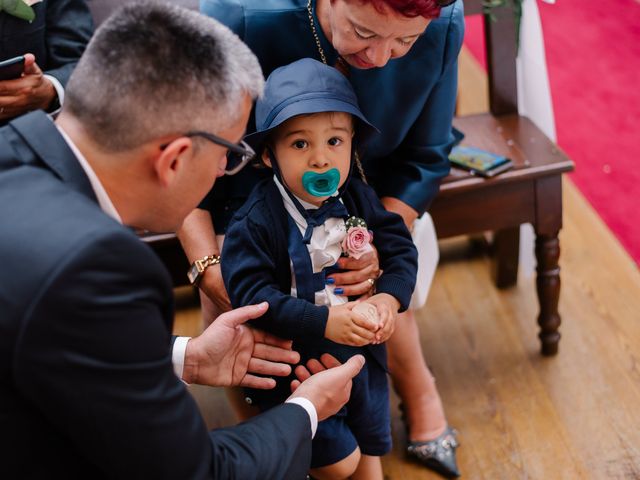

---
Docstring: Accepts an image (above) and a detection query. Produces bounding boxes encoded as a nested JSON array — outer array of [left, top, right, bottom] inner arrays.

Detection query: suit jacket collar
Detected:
[[9, 110, 97, 203]]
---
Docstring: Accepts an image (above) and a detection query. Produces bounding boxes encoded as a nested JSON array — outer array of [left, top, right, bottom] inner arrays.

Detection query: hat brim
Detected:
[[245, 97, 379, 151]]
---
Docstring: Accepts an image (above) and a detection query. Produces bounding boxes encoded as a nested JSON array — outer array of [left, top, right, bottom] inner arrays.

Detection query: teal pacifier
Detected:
[[302, 168, 341, 197]]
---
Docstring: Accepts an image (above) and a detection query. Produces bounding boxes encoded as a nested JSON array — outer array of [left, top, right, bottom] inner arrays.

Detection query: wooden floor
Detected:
[[173, 48, 640, 479]]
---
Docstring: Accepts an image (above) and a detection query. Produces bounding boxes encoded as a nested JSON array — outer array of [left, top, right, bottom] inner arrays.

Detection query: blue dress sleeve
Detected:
[[200, 0, 246, 37], [375, 3, 465, 213]]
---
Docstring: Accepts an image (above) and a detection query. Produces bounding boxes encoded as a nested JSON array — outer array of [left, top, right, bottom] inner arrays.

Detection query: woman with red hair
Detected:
[[185, 0, 464, 477]]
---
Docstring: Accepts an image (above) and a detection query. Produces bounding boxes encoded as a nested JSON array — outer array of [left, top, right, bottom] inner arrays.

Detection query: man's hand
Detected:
[[182, 302, 300, 388], [289, 353, 365, 421], [328, 248, 380, 298], [0, 54, 56, 121], [325, 302, 378, 346]]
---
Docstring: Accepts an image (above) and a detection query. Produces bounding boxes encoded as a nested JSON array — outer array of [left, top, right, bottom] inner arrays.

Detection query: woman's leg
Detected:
[[387, 310, 447, 441], [351, 454, 383, 480]]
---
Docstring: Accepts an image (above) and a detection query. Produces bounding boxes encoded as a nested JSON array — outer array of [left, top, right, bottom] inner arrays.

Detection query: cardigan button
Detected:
[[244, 396, 253, 405]]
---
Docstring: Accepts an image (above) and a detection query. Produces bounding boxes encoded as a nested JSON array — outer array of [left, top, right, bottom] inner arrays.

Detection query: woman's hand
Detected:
[[199, 265, 232, 314], [328, 249, 381, 298]]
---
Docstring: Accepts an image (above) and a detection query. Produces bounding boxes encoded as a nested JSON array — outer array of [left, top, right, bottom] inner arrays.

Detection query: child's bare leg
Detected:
[[387, 310, 447, 440], [310, 447, 360, 480], [351, 454, 383, 480]]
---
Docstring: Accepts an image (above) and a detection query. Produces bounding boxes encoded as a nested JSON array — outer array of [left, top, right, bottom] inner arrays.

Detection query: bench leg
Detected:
[[535, 232, 562, 355], [493, 226, 520, 288]]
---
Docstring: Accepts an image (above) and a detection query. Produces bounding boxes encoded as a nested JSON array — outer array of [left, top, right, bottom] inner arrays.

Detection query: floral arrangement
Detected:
[[482, 0, 523, 50], [341, 216, 373, 260]]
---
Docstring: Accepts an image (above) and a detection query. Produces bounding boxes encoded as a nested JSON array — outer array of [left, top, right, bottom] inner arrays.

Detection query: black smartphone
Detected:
[[0, 56, 25, 81]]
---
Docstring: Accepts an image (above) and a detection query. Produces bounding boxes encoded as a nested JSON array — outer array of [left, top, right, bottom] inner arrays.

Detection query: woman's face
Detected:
[[324, 0, 431, 69]]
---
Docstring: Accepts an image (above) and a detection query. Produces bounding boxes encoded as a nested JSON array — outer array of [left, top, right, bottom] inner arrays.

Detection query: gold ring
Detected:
[[367, 278, 375, 287]]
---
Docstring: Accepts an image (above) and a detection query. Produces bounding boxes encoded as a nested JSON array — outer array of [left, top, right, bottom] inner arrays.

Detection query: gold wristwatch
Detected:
[[187, 254, 221, 286]]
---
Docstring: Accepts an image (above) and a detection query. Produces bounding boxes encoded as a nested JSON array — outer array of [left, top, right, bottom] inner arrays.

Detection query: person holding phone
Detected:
[[0, 0, 93, 125]]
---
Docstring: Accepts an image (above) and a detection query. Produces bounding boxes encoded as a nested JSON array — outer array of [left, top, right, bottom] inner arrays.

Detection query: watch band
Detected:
[[187, 254, 221, 286]]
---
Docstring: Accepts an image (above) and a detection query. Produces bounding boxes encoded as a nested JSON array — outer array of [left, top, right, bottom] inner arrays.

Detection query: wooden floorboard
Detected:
[[172, 46, 640, 479]]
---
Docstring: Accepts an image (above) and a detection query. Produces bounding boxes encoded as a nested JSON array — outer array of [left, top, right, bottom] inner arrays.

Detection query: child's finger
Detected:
[[351, 312, 379, 332], [346, 325, 376, 345]]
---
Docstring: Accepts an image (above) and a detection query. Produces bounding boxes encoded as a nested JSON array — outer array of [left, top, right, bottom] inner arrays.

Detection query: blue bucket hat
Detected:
[[244, 58, 378, 150]]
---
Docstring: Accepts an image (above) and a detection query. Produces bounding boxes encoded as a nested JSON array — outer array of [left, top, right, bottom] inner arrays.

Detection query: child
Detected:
[[221, 58, 418, 480]]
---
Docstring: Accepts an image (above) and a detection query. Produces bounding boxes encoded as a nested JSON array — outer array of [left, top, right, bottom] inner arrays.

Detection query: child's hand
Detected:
[[325, 302, 378, 346], [363, 293, 400, 344]]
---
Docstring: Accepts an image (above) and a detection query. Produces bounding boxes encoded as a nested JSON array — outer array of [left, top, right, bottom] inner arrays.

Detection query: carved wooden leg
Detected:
[[535, 233, 561, 355], [493, 226, 520, 289]]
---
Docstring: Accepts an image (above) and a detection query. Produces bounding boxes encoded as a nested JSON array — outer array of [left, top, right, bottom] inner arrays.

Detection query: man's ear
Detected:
[[152, 137, 194, 187]]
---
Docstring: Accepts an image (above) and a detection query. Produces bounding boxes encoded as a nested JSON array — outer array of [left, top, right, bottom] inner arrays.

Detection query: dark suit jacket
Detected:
[[0, 0, 93, 123], [0, 111, 312, 479]]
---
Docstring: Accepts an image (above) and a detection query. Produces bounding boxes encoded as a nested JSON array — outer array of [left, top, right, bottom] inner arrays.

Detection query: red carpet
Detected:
[[464, 0, 640, 264]]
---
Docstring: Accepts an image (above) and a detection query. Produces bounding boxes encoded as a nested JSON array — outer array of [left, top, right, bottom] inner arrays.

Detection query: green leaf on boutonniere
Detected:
[[0, 0, 36, 22], [345, 216, 367, 230]]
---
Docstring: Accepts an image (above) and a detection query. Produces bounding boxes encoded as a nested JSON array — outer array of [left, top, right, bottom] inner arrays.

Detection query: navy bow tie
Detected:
[[301, 198, 349, 243]]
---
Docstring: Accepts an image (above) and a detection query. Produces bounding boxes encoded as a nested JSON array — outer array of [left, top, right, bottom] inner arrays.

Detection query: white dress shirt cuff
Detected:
[[285, 397, 318, 438], [172, 336, 191, 382], [43, 74, 64, 116]]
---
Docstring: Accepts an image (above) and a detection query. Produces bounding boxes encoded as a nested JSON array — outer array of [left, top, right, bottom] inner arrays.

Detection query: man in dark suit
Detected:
[[0, 0, 93, 124], [0, 3, 364, 479]]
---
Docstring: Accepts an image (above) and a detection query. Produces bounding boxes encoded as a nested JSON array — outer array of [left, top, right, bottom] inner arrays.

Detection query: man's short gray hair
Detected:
[[65, 1, 263, 151]]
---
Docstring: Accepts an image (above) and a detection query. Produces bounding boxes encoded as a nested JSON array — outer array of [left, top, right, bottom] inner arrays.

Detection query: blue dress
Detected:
[[199, 0, 465, 232]]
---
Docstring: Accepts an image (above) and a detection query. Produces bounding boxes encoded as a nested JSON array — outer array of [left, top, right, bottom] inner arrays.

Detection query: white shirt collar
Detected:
[[272, 175, 341, 228], [56, 125, 122, 224]]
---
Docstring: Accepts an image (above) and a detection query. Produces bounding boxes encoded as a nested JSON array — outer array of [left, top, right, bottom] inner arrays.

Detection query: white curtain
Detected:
[[515, 0, 557, 274]]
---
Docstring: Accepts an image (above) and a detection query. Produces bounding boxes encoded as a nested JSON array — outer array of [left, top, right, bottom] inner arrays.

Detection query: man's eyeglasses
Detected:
[[185, 131, 256, 176]]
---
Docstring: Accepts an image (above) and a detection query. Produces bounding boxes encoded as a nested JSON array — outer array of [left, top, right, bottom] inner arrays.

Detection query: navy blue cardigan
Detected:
[[221, 177, 418, 345]]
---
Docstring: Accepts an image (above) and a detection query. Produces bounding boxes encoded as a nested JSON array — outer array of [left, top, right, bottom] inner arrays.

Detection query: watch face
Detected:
[[187, 264, 200, 285]]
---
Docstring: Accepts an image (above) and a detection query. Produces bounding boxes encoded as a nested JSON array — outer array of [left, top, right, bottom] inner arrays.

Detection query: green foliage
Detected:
[[0, 0, 36, 22], [482, 0, 523, 51]]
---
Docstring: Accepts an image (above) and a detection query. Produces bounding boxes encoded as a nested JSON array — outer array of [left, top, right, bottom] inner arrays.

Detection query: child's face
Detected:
[[264, 112, 354, 206]]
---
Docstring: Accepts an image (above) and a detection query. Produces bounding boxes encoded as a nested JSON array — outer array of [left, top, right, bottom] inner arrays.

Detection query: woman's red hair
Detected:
[[364, 0, 442, 19]]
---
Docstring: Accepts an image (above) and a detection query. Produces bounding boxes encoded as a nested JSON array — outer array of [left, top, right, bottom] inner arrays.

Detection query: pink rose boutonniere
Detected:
[[342, 216, 373, 260]]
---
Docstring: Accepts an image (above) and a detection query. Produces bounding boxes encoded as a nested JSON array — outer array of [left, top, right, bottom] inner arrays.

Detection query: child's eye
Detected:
[[292, 140, 308, 149], [328, 137, 343, 146]]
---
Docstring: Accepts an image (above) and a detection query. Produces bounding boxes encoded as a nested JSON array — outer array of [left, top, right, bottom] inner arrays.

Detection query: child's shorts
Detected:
[[309, 357, 391, 468]]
